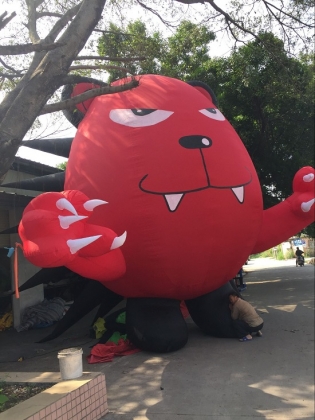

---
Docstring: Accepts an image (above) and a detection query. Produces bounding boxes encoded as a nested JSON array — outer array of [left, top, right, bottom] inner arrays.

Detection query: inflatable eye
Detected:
[[110, 109, 173, 127], [199, 108, 225, 121]]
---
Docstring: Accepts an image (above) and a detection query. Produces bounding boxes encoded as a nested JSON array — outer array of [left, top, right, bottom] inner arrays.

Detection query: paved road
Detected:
[[98, 257, 314, 420], [1, 257, 314, 419]]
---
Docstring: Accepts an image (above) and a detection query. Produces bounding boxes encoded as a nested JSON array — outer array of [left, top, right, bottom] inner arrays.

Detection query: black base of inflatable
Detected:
[[35, 270, 239, 350], [126, 297, 188, 353], [185, 281, 238, 338]]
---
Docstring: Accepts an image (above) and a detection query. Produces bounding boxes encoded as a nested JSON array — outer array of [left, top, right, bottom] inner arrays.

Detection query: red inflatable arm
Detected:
[[252, 167, 315, 254]]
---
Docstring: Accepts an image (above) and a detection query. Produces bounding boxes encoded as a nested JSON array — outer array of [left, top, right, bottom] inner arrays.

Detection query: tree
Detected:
[[205, 33, 314, 208], [98, 20, 165, 81], [0, 0, 314, 181], [98, 20, 215, 81], [147, 0, 314, 54], [0, 0, 139, 182], [160, 20, 215, 80]]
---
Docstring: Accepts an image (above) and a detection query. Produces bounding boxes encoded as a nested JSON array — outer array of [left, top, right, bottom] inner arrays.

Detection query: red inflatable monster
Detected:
[[19, 75, 315, 351]]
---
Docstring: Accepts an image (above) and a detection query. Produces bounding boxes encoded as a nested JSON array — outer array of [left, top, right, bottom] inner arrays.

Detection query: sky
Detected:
[[4, 0, 234, 168]]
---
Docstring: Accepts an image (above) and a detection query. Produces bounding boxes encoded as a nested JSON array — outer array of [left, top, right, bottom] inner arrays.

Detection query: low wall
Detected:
[[0, 372, 108, 420]]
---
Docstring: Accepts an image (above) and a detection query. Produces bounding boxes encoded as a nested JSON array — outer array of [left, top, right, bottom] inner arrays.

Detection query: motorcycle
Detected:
[[296, 255, 304, 267]]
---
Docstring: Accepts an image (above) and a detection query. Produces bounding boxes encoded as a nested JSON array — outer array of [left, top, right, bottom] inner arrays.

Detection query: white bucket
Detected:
[[58, 347, 83, 380]]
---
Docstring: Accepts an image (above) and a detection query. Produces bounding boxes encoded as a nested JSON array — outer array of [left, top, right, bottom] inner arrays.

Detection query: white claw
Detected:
[[67, 235, 101, 254], [110, 231, 127, 250], [303, 173, 314, 183], [58, 215, 87, 229], [83, 199, 108, 211], [301, 198, 315, 213], [56, 198, 78, 215]]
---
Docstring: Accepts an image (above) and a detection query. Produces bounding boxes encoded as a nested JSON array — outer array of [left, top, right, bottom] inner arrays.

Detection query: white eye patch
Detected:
[[109, 109, 174, 127], [199, 108, 225, 121]]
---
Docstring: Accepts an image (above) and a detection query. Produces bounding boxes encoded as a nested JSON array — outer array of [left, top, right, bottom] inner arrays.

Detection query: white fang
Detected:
[[164, 194, 184, 211], [56, 198, 78, 215], [110, 231, 127, 250], [83, 199, 108, 211], [59, 215, 87, 229], [231, 187, 244, 203], [67, 235, 102, 254]]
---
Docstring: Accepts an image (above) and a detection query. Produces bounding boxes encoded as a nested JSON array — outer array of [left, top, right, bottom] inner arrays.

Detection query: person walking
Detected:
[[228, 292, 264, 342]]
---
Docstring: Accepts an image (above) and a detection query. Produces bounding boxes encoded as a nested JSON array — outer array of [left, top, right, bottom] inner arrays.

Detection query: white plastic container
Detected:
[[58, 347, 83, 380]]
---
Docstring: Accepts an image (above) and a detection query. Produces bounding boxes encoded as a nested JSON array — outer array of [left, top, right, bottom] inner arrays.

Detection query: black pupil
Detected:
[[131, 109, 156, 116], [207, 108, 217, 114]]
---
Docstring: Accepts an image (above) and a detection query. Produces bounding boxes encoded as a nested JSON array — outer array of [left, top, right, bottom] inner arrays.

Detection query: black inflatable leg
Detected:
[[19, 266, 73, 292], [126, 298, 188, 353], [185, 282, 238, 338], [38, 281, 123, 342], [229, 279, 242, 295]]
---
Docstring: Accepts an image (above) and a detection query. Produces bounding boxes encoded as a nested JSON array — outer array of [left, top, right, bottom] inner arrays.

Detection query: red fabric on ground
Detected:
[[87, 339, 141, 363], [180, 301, 190, 319]]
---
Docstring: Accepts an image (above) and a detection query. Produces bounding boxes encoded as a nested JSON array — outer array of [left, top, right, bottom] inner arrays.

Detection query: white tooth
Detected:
[[231, 187, 244, 203], [301, 198, 315, 212], [303, 173, 314, 182], [110, 231, 127, 250], [83, 199, 108, 211], [58, 215, 87, 229], [56, 198, 78, 215], [164, 194, 184, 212], [67, 235, 101, 254]]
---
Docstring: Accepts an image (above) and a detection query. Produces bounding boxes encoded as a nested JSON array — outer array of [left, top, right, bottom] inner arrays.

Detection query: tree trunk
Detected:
[[0, 0, 106, 182]]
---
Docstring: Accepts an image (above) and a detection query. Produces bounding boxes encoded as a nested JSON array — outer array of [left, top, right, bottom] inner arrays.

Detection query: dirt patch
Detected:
[[0, 382, 52, 413]]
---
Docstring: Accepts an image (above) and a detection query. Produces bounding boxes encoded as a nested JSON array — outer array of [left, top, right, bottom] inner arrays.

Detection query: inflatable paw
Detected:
[[19, 190, 126, 281]]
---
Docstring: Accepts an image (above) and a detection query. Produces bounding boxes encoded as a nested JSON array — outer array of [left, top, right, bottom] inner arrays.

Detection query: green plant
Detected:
[[305, 248, 315, 258], [287, 249, 295, 259]]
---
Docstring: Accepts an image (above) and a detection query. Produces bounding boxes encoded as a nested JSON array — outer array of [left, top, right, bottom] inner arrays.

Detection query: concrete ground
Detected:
[[0, 257, 314, 420]]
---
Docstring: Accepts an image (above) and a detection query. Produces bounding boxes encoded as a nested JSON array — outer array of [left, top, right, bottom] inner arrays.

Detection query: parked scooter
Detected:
[[296, 255, 304, 267]]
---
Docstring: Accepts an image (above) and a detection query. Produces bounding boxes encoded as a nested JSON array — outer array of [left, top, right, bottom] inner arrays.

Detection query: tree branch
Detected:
[[34, 0, 45, 8], [60, 75, 108, 86], [0, 58, 23, 74], [45, 3, 82, 42], [0, 11, 16, 31], [135, 0, 176, 27], [69, 64, 130, 72], [263, 0, 314, 28], [206, 0, 259, 40], [36, 12, 64, 19], [76, 55, 146, 62], [0, 72, 23, 80], [26, 0, 40, 43], [0, 42, 65, 56], [40, 79, 139, 115]]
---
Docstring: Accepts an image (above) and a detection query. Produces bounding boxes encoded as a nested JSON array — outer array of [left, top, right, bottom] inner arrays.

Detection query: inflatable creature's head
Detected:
[[63, 74, 263, 299]]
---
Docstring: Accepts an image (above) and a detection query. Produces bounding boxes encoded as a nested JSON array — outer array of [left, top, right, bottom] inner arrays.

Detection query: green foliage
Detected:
[[97, 20, 215, 82], [98, 20, 165, 81], [276, 245, 294, 260], [160, 21, 215, 81], [206, 33, 314, 207], [302, 222, 315, 239], [56, 161, 67, 170], [0, 394, 9, 405], [285, 249, 295, 259], [252, 248, 273, 258]]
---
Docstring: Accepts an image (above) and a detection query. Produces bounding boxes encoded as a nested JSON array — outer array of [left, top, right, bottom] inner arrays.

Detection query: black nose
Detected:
[[179, 135, 212, 149]]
